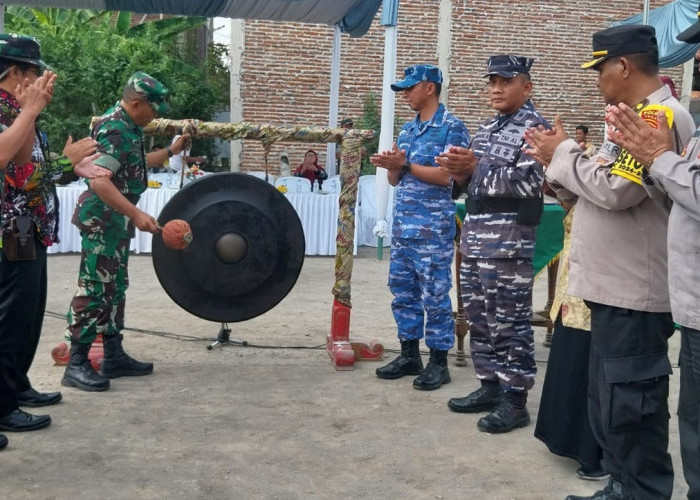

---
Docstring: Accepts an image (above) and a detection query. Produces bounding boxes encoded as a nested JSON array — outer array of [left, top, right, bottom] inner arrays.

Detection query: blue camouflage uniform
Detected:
[[390, 100, 470, 350], [460, 58, 548, 393]]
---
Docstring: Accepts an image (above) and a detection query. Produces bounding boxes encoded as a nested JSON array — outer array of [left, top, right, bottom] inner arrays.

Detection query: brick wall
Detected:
[[239, 0, 681, 173]]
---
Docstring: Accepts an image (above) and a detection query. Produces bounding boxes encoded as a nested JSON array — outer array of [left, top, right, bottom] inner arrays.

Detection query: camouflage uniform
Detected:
[[65, 72, 169, 345], [390, 102, 470, 350], [460, 95, 548, 393]]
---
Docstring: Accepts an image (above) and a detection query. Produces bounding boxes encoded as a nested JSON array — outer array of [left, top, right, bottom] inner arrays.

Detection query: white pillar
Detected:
[[437, 0, 452, 107], [229, 19, 245, 172], [326, 24, 342, 177], [374, 24, 397, 231]]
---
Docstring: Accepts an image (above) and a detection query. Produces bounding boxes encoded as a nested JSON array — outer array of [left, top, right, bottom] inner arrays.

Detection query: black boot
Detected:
[[447, 380, 502, 413], [376, 339, 423, 379], [412, 349, 450, 390], [565, 477, 630, 500], [100, 334, 154, 379], [477, 390, 530, 433], [61, 343, 110, 392]]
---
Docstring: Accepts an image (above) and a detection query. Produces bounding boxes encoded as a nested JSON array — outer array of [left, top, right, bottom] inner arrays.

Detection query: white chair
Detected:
[[323, 175, 341, 193], [355, 175, 393, 247], [247, 170, 276, 184], [275, 176, 311, 193]]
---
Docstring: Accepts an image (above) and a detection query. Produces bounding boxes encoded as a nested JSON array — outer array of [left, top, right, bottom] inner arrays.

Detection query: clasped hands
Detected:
[[369, 143, 478, 184], [522, 105, 674, 169]]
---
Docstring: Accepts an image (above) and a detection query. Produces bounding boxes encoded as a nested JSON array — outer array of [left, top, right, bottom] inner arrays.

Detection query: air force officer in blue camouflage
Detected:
[[371, 64, 470, 391], [437, 55, 549, 433]]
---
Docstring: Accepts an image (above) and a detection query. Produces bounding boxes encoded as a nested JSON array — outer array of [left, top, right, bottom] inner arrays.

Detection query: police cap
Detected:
[[581, 25, 657, 69]]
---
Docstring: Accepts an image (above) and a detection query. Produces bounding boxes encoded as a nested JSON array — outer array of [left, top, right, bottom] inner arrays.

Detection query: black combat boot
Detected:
[[61, 343, 110, 392], [100, 334, 154, 379], [412, 349, 450, 390], [447, 380, 502, 413], [376, 339, 423, 379], [477, 390, 530, 433], [565, 477, 630, 500]]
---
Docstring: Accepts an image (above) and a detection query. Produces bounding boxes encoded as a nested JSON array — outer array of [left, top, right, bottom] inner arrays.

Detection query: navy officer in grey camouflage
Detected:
[[437, 55, 549, 433], [370, 64, 470, 391]]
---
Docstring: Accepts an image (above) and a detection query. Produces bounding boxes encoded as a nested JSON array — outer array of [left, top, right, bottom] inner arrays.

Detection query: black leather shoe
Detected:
[[0, 433, 7, 450], [18, 388, 63, 407], [576, 466, 610, 481], [477, 398, 530, 434], [565, 478, 629, 499], [0, 409, 51, 432], [448, 385, 502, 413]]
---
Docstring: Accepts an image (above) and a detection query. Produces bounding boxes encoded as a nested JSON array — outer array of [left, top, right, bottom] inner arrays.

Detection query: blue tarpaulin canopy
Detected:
[[615, 0, 700, 67], [1, 0, 382, 37]]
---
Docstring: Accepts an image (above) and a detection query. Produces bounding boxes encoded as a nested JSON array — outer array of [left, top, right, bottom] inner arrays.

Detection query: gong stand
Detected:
[[207, 323, 248, 350], [76, 119, 384, 370]]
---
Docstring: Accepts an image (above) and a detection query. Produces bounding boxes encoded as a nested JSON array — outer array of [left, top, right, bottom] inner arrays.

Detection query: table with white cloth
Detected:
[[51, 185, 345, 256], [283, 192, 339, 255]]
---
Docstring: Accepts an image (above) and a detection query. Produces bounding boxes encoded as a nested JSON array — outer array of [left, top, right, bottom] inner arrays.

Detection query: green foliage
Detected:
[[358, 92, 380, 175], [357, 92, 403, 175], [5, 7, 230, 163]]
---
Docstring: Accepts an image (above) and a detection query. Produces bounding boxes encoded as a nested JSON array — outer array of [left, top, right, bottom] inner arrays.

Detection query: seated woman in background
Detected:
[[294, 149, 327, 190]]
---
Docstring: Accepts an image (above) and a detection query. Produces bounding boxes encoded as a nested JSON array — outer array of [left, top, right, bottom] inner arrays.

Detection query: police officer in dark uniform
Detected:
[[437, 55, 548, 433]]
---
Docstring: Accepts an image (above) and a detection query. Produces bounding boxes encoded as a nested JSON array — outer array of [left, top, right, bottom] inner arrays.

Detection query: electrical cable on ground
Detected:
[[48, 310, 687, 368]]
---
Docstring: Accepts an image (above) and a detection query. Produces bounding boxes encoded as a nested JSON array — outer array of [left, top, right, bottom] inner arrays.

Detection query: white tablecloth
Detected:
[[51, 186, 346, 256], [284, 192, 340, 256]]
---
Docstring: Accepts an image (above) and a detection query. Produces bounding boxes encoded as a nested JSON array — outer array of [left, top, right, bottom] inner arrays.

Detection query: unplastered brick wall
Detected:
[[239, 0, 682, 173]]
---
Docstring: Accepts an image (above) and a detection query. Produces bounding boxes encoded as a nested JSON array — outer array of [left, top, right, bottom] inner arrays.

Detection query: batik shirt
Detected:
[[0, 88, 71, 247], [393, 103, 470, 240], [73, 102, 147, 239], [461, 100, 548, 259]]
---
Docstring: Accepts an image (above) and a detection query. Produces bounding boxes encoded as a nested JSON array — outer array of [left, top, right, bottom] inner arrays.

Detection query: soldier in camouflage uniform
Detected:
[[371, 64, 470, 391], [62, 71, 189, 392], [437, 55, 548, 433]]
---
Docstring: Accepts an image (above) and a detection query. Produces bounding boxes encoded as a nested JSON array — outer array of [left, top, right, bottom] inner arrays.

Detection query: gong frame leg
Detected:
[[207, 323, 248, 350]]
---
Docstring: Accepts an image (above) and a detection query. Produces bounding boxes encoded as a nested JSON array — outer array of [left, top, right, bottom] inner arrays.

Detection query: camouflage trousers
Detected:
[[388, 237, 455, 350], [460, 257, 536, 392], [65, 232, 131, 345]]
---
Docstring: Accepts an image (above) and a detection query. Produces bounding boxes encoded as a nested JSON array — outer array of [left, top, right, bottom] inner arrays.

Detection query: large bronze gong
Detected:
[[152, 173, 305, 323]]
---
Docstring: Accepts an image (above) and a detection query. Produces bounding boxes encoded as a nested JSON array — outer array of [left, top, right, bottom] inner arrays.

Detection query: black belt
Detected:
[[465, 197, 520, 214]]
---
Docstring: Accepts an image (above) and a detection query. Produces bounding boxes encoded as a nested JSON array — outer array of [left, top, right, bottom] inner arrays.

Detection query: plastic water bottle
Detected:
[[312, 180, 318, 192]]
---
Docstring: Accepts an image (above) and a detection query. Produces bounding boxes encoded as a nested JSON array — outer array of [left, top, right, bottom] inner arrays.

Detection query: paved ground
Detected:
[[0, 247, 688, 500]]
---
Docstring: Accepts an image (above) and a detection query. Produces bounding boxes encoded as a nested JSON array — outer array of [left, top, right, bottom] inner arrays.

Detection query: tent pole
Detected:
[[229, 19, 245, 172], [375, 0, 399, 261], [326, 24, 341, 178], [642, 0, 650, 24]]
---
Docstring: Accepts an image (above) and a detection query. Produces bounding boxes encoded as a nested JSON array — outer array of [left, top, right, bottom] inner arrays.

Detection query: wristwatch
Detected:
[[166, 147, 174, 158], [401, 160, 412, 176]]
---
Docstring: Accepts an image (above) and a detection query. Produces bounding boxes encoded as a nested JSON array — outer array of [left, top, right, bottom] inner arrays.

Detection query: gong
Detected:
[[152, 173, 305, 323]]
